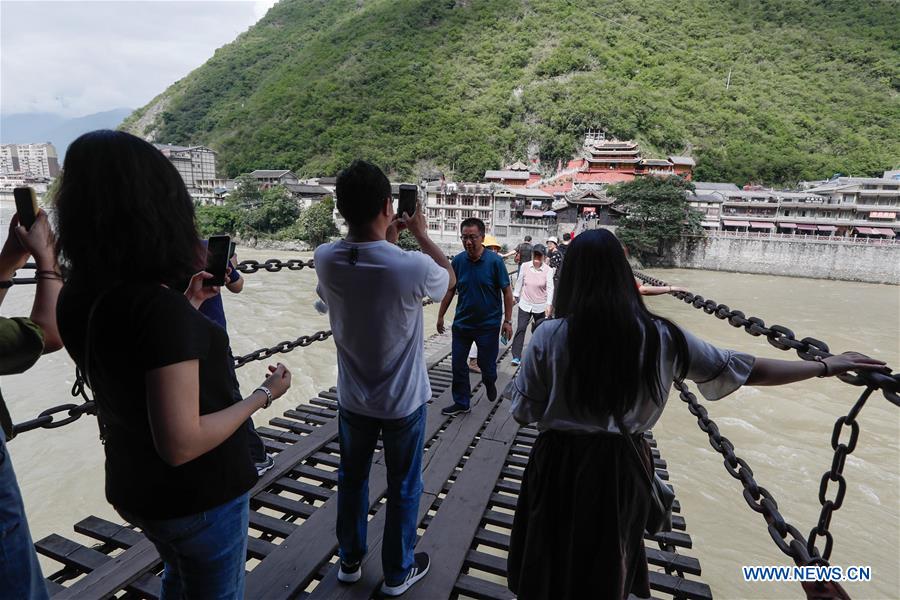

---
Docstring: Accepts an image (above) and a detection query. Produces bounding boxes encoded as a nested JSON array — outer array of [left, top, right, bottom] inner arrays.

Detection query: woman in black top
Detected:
[[504, 229, 887, 599], [54, 130, 292, 599]]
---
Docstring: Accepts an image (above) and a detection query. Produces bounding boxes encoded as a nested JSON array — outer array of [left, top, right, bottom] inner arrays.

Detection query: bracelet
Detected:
[[503, 319, 512, 325], [255, 386, 274, 409], [36, 270, 63, 280], [815, 356, 830, 378]]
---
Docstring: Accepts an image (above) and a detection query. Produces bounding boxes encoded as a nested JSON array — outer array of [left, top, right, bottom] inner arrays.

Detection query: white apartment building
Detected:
[[423, 182, 556, 249], [154, 143, 217, 188], [0, 143, 60, 178]]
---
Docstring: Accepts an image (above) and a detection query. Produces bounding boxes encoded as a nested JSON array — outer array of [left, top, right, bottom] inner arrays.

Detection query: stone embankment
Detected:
[[664, 235, 899, 284]]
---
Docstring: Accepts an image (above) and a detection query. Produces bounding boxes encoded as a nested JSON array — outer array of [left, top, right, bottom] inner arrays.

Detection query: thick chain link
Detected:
[[634, 271, 899, 405], [234, 258, 315, 273]]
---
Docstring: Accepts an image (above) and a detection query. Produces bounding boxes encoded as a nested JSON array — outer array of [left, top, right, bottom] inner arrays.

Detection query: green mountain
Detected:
[[122, 0, 899, 185]]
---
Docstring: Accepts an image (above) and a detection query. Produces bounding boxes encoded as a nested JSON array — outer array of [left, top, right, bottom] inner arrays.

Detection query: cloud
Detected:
[[0, 1, 261, 117]]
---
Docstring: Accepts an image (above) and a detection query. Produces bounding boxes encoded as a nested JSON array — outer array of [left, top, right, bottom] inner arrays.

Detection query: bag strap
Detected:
[[616, 416, 655, 487]]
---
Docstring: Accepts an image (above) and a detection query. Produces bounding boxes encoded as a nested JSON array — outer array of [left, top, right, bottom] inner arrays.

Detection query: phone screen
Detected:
[[204, 235, 231, 287], [14, 187, 38, 230], [398, 185, 417, 219]]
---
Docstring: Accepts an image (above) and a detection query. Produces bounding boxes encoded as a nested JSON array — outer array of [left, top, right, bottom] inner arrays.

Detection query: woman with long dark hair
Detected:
[[54, 130, 292, 598], [504, 228, 886, 599]]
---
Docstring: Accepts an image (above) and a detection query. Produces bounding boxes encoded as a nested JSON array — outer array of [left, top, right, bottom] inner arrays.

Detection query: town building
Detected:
[[530, 132, 695, 197], [154, 143, 217, 189], [483, 161, 540, 188], [193, 178, 236, 206], [249, 169, 300, 187], [696, 176, 899, 239], [0, 143, 60, 178], [0, 173, 52, 203], [285, 183, 331, 209]]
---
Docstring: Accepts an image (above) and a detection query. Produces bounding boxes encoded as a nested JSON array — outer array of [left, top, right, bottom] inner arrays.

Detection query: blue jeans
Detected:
[[451, 326, 500, 409], [118, 492, 250, 600], [337, 405, 425, 587], [0, 430, 48, 600]]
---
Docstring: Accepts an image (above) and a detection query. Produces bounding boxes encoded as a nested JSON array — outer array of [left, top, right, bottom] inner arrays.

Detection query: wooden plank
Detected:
[[270, 476, 334, 503], [308, 377, 511, 600], [252, 492, 317, 519], [645, 548, 702, 576], [74, 516, 143, 550], [649, 570, 713, 599], [249, 511, 297, 538], [245, 372, 469, 599], [247, 537, 278, 560], [269, 416, 316, 435], [37, 534, 161, 599], [464, 549, 506, 576], [454, 574, 514, 600], [408, 398, 520, 598]]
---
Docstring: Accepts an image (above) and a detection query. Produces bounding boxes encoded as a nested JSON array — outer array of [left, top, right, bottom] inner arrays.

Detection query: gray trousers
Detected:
[[512, 307, 546, 359]]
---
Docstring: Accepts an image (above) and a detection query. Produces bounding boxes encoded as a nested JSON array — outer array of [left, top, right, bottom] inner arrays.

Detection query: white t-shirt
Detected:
[[314, 240, 450, 419]]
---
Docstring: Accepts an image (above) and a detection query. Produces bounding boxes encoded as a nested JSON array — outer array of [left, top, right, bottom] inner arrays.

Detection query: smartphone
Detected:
[[204, 235, 231, 287], [397, 184, 418, 218], [500, 333, 509, 345], [14, 187, 39, 230]]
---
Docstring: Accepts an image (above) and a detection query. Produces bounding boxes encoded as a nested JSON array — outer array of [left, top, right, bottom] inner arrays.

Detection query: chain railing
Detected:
[[635, 269, 897, 596], [9, 256, 455, 436], [634, 271, 899, 404]]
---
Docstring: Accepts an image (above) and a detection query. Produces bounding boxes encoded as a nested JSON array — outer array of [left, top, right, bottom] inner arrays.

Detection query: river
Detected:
[[1, 231, 897, 598]]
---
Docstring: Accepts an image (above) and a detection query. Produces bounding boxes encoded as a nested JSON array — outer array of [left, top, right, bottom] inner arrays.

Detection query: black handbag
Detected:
[[622, 426, 675, 534]]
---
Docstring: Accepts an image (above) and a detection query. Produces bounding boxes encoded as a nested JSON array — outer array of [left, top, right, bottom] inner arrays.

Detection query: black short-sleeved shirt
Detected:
[[516, 242, 533, 264], [57, 282, 255, 520]]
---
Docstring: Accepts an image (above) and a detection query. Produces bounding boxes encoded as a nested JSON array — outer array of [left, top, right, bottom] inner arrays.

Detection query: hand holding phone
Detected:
[[14, 187, 39, 230], [397, 184, 417, 219], [204, 235, 231, 287]]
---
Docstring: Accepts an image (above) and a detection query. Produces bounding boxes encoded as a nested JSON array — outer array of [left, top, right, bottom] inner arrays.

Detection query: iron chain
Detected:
[[634, 271, 899, 406], [674, 380, 821, 567], [234, 258, 315, 274]]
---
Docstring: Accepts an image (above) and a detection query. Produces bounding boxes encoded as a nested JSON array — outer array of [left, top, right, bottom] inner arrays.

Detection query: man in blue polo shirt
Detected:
[[437, 217, 514, 415]]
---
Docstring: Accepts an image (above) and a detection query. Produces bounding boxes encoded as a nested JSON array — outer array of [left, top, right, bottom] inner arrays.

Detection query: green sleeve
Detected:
[[0, 316, 45, 376]]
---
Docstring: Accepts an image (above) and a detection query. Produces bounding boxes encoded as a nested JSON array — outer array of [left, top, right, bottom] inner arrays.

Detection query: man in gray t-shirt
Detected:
[[314, 160, 454, 596]]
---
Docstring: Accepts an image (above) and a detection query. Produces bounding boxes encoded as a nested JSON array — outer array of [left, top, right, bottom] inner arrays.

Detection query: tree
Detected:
[[243, 185, 300, 233], [196, 204, 243, 237], [227, 174, 263, 209], [396, 230, 421, 251], [608, 176, 701, 262], [296, 196, 339, 247]]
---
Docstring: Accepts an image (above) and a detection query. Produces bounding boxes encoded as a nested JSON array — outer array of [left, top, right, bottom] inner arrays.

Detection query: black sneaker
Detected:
[[255, 454, 276, 477], [338, 560, 362, 584], [380, 553, 430, 596], [440, 403, 471, 416], [484, 381, 497, 402]]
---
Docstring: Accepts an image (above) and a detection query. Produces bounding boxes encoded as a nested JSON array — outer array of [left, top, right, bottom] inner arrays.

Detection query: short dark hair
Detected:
[[563, 232, 572, 241], [55, 130, 201, 289], [335, 160, 391, 228], [524, 235, 532, 242], [460, 218, 485, 236]]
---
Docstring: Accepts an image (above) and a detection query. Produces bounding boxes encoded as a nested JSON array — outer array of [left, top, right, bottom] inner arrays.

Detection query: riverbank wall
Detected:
[[660, 235, 899, 284]]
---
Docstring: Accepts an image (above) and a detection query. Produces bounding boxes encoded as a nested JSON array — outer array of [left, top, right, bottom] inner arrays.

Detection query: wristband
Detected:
[[504, 319, 512, 325], [815, 356, 830, 378], [255, 386, 274, 408]]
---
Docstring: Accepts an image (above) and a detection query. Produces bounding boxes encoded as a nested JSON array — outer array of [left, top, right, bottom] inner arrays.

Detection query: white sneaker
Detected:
[[338, 560, 362, 584], [381, 553, 430, 596]]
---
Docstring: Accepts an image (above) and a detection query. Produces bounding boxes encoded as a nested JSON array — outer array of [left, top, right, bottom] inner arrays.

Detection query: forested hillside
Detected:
[[121, 0, 899, 184]]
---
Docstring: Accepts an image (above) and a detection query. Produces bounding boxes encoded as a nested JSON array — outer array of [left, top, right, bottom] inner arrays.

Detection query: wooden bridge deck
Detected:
[[36, 334, 712, 599]]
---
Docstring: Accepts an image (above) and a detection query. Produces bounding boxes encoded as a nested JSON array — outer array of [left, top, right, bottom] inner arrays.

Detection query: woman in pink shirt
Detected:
[[511, 244, 554, 366]]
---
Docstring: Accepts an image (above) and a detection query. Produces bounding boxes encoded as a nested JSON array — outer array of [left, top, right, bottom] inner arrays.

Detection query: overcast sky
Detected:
[[1, 0, 277, 117]]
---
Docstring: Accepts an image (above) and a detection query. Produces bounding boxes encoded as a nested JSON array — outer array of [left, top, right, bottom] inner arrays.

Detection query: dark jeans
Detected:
[[227, 347, 267, 463], [0, 430, 49, 600], [511, 308, 546, 359], [337, 404, 426, 587], [451, 326, 500, 409], [118, 492, 250, 600]]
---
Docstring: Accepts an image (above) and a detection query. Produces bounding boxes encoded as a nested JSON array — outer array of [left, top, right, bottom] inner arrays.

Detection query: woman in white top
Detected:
[[503, 229, 886, 600]]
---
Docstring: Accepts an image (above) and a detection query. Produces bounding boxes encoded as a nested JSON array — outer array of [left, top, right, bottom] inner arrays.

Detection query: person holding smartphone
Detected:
[[54, 130, 292, 598], [0, 210, 63, 599]]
